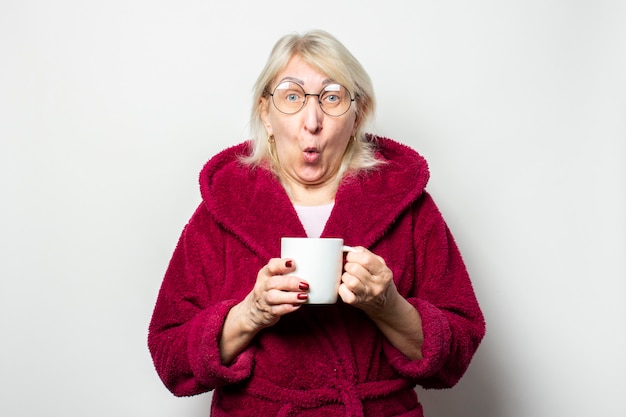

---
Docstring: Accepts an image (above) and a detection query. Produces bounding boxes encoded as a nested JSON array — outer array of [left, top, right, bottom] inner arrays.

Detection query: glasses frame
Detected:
[[268, 82, 355, 117]]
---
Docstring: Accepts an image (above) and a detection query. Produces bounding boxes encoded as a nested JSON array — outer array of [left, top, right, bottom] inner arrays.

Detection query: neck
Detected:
[[280, 176, 338, 206]]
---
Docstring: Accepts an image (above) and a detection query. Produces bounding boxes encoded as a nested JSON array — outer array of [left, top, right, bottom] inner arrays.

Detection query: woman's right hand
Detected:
[[219, 258, 308, 364], [241, 258, 309, 330]]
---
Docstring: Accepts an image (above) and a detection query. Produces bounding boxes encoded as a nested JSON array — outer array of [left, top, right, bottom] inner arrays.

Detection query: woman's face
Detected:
[[261, 55, 357, 192]]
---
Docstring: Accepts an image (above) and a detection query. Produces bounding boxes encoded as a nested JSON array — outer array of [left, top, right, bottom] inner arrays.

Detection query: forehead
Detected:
[[274, 55, 332, 87]]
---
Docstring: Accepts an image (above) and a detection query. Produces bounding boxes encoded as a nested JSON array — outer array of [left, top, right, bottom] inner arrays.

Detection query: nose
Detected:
[[302, 94, 323, 133]]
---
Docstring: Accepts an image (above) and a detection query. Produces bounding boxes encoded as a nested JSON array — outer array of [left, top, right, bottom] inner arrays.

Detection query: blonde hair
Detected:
[[242, 30, 381, 175]]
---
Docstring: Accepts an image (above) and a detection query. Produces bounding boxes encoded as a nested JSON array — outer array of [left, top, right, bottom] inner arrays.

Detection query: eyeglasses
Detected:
[[269, 81, 355, 117]]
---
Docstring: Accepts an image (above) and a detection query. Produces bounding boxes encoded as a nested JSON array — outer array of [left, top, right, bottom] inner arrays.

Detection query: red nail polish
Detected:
[[285, 260, 293, 268], [297, 293, 308, 300], [298, 282, 309, 291]]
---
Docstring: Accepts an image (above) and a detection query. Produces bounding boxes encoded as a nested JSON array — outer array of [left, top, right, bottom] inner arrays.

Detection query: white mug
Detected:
[[281, 237, 356, 304]]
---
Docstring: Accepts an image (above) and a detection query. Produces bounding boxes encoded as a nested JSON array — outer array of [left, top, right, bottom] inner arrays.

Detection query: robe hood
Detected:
[[199, 136, 430, 261]]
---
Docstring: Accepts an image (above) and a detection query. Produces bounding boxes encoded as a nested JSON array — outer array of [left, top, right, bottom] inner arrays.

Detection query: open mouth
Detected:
[[303, 148, 320, 163]]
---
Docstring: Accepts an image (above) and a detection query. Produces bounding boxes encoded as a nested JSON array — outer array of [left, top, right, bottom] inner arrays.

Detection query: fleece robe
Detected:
[[148, 136, 486, 416]]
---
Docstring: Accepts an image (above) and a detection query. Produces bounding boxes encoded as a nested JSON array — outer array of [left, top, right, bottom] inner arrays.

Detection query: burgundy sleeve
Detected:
[[147, 206, 255, 396], [385, 193, 486, 388]]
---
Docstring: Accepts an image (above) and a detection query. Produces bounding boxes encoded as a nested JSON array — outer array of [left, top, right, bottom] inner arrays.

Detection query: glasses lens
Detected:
[[272, 82, 305, 114], [319, 84, 352, 116]]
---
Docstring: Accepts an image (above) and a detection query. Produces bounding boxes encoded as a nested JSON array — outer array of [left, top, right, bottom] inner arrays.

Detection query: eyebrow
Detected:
[[277, 76, 335, 87]]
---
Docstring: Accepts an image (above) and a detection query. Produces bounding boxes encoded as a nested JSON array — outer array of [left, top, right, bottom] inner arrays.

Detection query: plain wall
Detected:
[[1, 1, 624, 416]]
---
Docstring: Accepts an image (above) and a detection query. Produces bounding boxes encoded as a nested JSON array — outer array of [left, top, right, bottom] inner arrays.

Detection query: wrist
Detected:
[[240, 301, 262, 334], [365, 284, 401, 321], [237, 294, 275, 335]]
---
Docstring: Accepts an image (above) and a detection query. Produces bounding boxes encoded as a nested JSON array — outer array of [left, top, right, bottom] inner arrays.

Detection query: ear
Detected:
[[351, 109, 361, 136], [351, 122, 359, 137], [259, 97, 273, 136]]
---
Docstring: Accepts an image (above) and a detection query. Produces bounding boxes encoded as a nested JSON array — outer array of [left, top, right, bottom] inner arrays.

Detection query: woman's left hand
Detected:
[[339, 246, 424, 360], [338, 247, 398, 317]]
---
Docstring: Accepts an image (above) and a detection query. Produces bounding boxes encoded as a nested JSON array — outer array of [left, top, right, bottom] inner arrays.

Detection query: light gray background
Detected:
[[1, 1, 624, 416]]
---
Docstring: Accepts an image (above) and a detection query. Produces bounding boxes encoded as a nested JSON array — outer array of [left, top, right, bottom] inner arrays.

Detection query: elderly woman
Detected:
[[148, 30, 485, 416]]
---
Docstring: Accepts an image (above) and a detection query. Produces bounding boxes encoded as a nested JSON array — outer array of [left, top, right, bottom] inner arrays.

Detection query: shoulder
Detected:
[[198, 141, 272, 199], [364, 135, 430, 192], [199, 141, 253, 182], [369, 135, 428, 169]]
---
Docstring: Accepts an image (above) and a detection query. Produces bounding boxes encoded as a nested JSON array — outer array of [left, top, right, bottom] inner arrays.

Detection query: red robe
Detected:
[[148, 136, 485, 416]]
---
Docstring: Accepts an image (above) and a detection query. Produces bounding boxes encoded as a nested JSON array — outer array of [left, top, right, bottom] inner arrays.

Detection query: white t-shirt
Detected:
[[293, 203, 335, 238]]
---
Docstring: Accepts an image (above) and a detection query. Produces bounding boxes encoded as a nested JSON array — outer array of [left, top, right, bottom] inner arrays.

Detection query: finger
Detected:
[[345, 248, 378, 271], [346, 252, 389, 279], [265, 257, 295, 276], [343, 261, 369, 281], [266, 274, 310, 293], [341, 271, 362, 291], [344, 246, 368, 260], [265, 287, 309, 305], [269, 302, 304, 316], [338, 283, 357, 304], [257, 259, 309, 310], [259, 258, 302, 285]]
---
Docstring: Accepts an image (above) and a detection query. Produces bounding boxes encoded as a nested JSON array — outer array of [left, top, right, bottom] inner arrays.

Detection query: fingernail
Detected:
[[285, 260, 293, 268], [297, 293, 308, 300], [298, 282, 309, 291]]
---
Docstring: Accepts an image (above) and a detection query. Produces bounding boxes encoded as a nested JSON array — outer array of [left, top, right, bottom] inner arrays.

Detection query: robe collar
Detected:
[[200, 137, 429, 261]]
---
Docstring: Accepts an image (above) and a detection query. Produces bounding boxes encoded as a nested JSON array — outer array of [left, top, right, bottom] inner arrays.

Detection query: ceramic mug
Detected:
[[281, 237, 356, 304]]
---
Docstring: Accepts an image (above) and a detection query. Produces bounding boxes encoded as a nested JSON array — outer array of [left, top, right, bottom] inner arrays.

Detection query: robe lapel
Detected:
[[201, 145, 306, 261], [322, 140, 428, 248]]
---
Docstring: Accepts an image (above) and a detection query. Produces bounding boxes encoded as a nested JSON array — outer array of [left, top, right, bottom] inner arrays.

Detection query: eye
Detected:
[[321, 84, 345, 106], [274, 82, 304, 103], [286, 92, 300, 102]]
